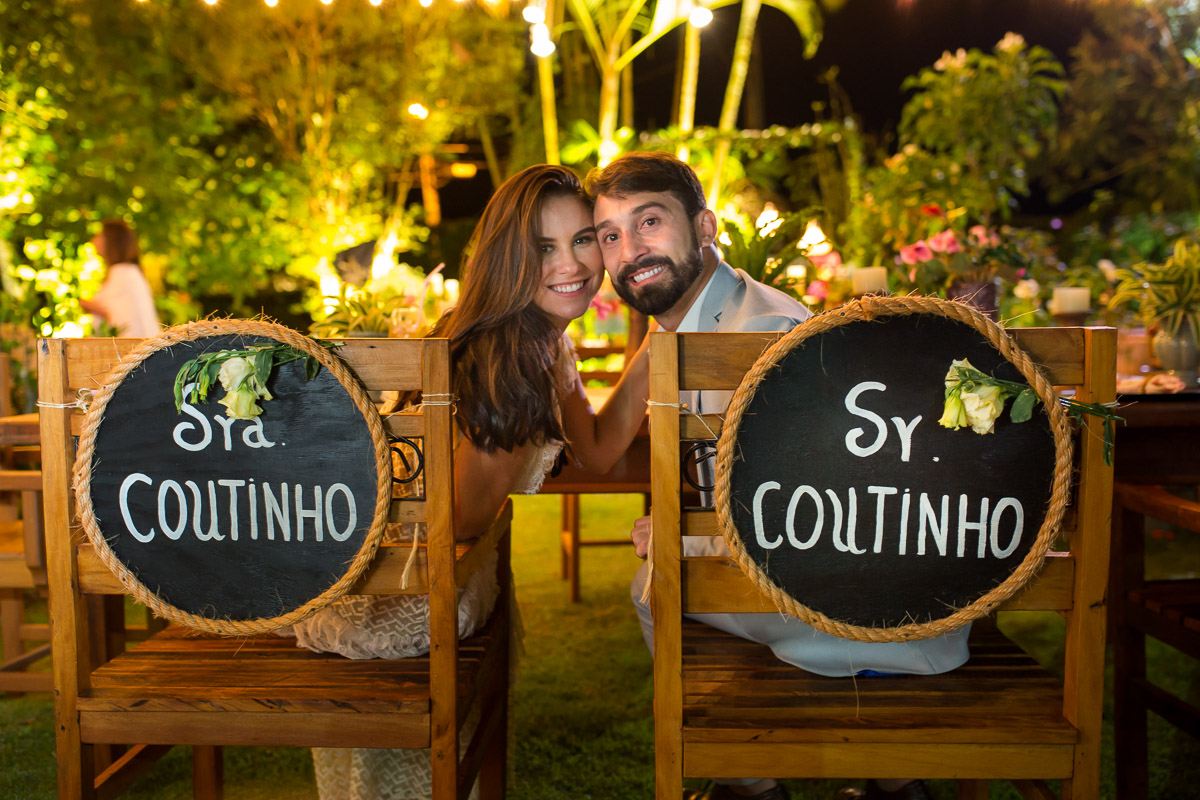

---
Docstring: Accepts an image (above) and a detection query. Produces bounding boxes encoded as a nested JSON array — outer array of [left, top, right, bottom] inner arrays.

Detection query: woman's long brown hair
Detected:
[[417, 165, 589, 453]]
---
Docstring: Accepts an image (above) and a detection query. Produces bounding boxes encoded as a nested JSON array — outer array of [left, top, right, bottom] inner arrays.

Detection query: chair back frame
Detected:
[[647, 325, 1115, 798]]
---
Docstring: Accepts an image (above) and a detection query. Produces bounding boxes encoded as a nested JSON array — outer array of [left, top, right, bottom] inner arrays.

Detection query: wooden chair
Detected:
[[41, 335, 512, 800], [647, 326, 1115, 799], [0, 333, 50, 694], [1111, 482, 1200, 799]]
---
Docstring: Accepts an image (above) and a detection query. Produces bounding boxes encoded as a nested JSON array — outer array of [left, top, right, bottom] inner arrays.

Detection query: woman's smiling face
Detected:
[[533, 194, 604, 329]]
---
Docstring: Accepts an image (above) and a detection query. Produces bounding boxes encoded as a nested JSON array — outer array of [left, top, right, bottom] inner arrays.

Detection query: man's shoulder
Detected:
[[721, 267, 812, 332]]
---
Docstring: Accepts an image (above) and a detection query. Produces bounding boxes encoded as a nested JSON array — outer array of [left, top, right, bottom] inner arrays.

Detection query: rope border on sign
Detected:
[[713, 294, 1074, 642], [72, 319, 394, 636]]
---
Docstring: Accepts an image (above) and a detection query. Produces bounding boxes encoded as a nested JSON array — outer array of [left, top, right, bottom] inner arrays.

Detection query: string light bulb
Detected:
[[529, 22, 555, 57], [522, 3, 545, 24], [407, 103, 429, 119], [264, 0, 278, 6], [420, 0, 433, 6], [203, 0, 218, 6], [688, 5, 713, 27], [320, 0, 332, 5], [369, 0, 383, 5]]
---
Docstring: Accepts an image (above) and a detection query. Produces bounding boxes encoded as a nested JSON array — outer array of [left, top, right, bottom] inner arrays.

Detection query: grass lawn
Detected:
[[2, 493, 1199, 798]]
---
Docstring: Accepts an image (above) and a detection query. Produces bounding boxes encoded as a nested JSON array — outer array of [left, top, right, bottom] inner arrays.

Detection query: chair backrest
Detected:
[[39, 332, 504, 797], [647, 325, 1116, 793]]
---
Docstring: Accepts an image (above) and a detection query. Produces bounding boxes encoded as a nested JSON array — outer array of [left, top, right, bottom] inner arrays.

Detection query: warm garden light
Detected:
[[688, 6, 713, 28], [204, 0, 217, 6], [530, 38, 556, 58], [530, 22, 555, 57], [407, 103, 429, 119], [522, 3, 545, 24], [449, 162, 478, 179], [800, 219, 832, 256], [370, 0, 383, 5], [264, 0, 278, 5]]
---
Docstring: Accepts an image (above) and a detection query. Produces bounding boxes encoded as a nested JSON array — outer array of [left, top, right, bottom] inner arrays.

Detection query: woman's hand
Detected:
[[630, 514, 652, 559]]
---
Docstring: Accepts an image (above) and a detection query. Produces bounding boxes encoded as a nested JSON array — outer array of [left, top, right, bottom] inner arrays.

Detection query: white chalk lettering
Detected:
[[957, 494, 989, 558], [899, 489, 912, 555], [918, 493, 950, 556], [120, 473, 155, 542], [990, 498, 1024, 558], [172, 386, 212, 452], [753, 482, 783, 549], [213, 414, 238, 451], [264, 483, 290, 541], [844, 382, 888, 457], [218, 479, 245, 541], [295, 483, 323, 542], [185, 480, 223, 541], [242, 418, 276, 449], [786, 485, 823, 549], [157, 480, 187, 540], [868, 486, 898, 553], [325, 484, 357, 542], [890, 415, 922, 463], [248, 480, 259, 540]]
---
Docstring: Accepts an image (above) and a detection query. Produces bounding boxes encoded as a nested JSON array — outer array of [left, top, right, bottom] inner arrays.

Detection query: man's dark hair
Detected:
[[586, 151, 707, 219]]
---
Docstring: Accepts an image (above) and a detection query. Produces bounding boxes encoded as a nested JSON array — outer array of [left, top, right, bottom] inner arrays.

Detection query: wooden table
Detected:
[[1114, 392, 1200, 484]]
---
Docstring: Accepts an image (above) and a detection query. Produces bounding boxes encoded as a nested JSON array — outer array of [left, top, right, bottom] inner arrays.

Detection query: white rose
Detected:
[[218, 356, 255, 390], [961, 384, 1005, 434], [944, 358, 976, 389]]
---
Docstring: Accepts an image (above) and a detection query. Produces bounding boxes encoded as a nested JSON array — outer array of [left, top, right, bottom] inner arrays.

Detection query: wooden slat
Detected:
[[383, 413, 425, 438], [40, 337, 98, 799], [681, 511, 718, 536], [680, 553, 1076, 614], [80, 710, 431, 748], [675, 328, 1089, 393], [0, 559, 36, 589], [1010, 328, 1086, 387], [0, 470, 41, 491], [649, 332, 685, 799], [1062, 327, 1116, 800], [63, 335, 428, 393], [678, 332, 787, 390], [93, 744, 172, 800], [389, 500, 427, 523], [681, 414, 724, 440], [682, 742, 1073, 780]]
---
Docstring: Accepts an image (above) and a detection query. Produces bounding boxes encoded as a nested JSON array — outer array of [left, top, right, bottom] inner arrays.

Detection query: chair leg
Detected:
[[1114, 616, 1149, 799], [560, 494, 581, 602], [1, 589, 21, 663], [192, 745, 223, 800], [956, 779, 989, 800]]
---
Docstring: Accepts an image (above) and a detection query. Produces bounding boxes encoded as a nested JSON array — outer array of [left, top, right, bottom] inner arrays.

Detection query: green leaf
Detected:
[[253, 349, 273, 385], [1010, 388, 1038, 423], [306, 355, 320, 381]]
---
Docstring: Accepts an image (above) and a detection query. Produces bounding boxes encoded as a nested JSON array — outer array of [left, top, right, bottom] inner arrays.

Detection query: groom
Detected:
[[587, 152, 965, 800]]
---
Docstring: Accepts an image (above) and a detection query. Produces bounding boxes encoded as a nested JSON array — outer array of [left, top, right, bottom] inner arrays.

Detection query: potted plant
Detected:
[[1110, 238, 1200, 382], [309, 285, 417, 338]]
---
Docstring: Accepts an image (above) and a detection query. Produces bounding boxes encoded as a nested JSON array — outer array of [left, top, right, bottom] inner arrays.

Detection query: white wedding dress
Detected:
[[279, 335, 576, 800]]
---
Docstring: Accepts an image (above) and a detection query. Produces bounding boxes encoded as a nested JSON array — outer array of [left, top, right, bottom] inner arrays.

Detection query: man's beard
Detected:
[[612, 240, 704, 317]]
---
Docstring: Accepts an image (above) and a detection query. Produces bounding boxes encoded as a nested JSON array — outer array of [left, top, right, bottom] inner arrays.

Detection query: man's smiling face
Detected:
[[592, 190, 706, 318]]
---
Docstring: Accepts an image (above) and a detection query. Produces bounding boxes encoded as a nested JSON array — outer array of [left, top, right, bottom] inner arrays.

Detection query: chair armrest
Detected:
[[1114, 483, 1200, 533]]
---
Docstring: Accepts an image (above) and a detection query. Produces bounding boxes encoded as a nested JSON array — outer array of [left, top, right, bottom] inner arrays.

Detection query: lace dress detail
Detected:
[[288, 333, 578, 799]]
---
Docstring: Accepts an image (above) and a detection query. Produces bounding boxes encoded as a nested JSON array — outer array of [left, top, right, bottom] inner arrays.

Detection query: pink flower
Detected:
[[589, 296, 621, 321], [809, 251, 842, 272], [806, 280, 829, 301], [899, 241, 933, 265], [928, 230, 960, 254], [969, 225, 1000, 248]]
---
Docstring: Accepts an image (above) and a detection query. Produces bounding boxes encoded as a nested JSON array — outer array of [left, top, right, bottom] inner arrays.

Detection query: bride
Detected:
[[282, 164, 650, 799]]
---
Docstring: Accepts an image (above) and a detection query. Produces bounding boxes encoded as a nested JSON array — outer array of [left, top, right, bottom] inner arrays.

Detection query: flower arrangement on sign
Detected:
[[172, 340, 343, 421], [939, 357, 1123, 465]]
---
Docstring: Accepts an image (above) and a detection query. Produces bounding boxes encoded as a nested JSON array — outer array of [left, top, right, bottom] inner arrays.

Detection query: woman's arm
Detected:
[[558, 333, 651, 475], [452, 436, 534, 540]]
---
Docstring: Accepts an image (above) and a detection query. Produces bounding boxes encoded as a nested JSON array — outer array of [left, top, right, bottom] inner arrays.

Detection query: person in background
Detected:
[[80, 219, 161, 338]]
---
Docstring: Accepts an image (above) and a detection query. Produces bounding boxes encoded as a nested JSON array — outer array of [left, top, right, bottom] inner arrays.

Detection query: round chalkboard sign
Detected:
[[714, 296, 1072, 642], [74, 320, 392, 635]]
